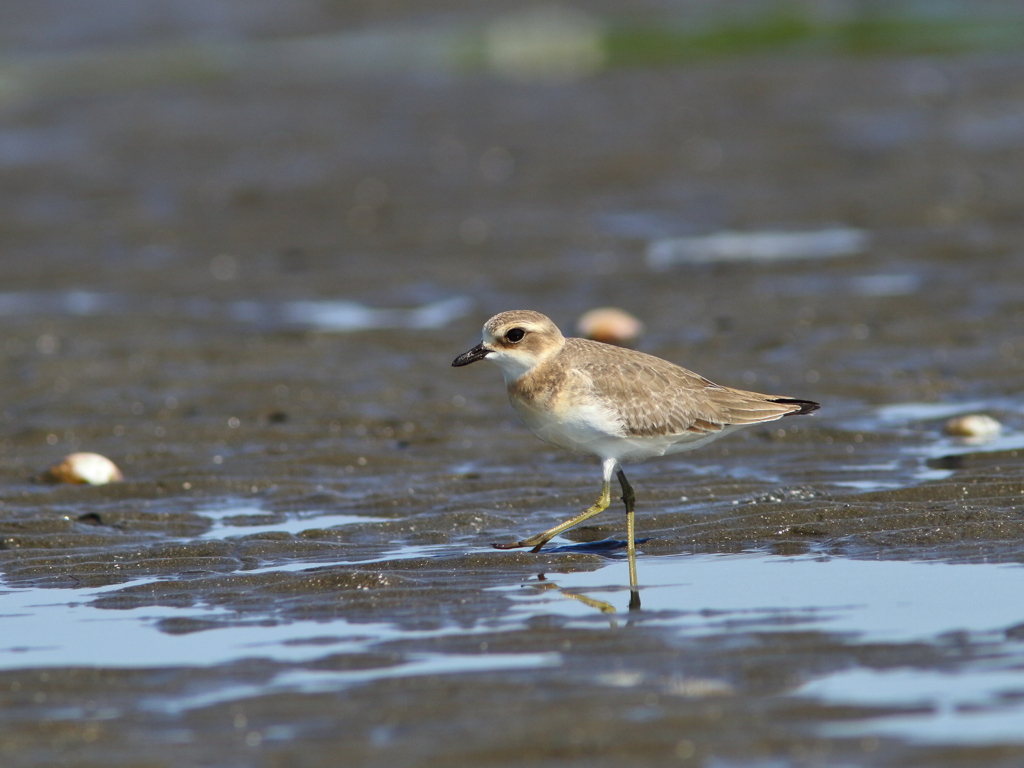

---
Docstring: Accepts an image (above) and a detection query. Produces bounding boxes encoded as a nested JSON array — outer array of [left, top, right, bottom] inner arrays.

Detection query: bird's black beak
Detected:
[[452, 343, 490, 367]]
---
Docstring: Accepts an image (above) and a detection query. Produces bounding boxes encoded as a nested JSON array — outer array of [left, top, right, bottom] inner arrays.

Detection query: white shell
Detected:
[[575, 307, 644, 346], [943, 414, 1002, 440], [45, 452, 124, 485]]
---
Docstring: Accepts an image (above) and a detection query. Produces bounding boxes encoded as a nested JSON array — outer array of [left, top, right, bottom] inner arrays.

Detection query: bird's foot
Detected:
[[492, 540, 527, 550], [492, 536, 549, 552]]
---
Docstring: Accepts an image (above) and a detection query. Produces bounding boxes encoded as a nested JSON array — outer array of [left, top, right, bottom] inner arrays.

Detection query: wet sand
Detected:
[[2, 3, 1024, 766]]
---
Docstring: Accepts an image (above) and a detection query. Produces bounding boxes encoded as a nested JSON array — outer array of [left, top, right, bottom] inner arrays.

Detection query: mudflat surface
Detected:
[[2, 3, 1024, 766]]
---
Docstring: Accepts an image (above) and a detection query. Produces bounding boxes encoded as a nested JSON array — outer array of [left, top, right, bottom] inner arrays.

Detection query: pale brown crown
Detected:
[[482, 310, 565, 362]]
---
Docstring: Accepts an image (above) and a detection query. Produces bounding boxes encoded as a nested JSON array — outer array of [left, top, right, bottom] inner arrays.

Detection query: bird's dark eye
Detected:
[[506, 328, 526, 343]]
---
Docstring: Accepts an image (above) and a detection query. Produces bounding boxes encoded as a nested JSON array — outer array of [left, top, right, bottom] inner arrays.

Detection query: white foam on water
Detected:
[[646, 228, 869, 268]]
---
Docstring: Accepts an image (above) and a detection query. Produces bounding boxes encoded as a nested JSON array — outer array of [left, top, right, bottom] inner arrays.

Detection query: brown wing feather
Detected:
[[560, 339, 815, 438]]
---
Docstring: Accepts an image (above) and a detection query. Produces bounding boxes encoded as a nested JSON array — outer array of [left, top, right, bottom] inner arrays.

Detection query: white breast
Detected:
[[511, 395, 625, 456], [511, 393, 747, 463]]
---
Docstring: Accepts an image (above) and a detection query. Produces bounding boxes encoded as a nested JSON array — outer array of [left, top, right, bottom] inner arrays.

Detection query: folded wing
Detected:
[[566, 340, 818, 439]]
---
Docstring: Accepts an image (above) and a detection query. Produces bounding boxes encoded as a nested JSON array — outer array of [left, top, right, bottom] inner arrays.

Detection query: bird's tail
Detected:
[[770, 398, 820, 415]]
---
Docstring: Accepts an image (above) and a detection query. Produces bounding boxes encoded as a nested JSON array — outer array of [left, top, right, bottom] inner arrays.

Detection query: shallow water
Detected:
[[3, 2, 1024, 766], [5, 547, 1024, 752], [520, 554, 1024, 744]]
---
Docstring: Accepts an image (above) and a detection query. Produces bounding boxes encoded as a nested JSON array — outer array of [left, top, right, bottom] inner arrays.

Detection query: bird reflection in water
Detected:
[[529, 543, 642, 616]]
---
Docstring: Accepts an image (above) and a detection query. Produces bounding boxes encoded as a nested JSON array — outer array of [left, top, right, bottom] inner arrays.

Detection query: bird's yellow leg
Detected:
[[616, 469, 636, 554], [617, 468, 640, 610], [493, 478, 611, 552], [626, 506, 637, 586]]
